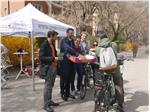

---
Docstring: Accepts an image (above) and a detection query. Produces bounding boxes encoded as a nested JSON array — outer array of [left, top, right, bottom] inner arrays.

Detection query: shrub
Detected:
[[123, 41, 133, 51]]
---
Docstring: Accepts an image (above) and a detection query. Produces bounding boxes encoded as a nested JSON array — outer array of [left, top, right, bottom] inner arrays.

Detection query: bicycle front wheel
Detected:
[[80, 75, 87, 100]]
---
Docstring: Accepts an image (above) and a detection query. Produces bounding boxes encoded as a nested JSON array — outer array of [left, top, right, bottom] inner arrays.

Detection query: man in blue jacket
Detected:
[[59, 28, 83, 101]]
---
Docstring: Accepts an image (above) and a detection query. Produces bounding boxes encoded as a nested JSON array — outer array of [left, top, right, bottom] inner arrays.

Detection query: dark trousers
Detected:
[[113, 68, 124, 105], [60, 62, 75, 97], [91, 63, 95, 75], [70, 63, 83, 91], [91, 63, 96, 85], [71, 70, 76, 91], [44, 66, 57, 107], [76, 63, 83, 91]]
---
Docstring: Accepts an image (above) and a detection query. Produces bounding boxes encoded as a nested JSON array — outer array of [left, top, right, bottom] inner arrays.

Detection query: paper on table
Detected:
[[85, 55, 95, 60]]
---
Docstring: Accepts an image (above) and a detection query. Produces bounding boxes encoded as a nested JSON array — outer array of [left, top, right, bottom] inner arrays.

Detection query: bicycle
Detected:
[[94, 55, 133, 112], [80, 62, 94, 100], [94, 68, 118, 112], [66, 54, 95, 99]]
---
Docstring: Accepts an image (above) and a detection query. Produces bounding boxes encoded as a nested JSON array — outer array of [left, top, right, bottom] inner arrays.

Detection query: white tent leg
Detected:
[[30, 32, 35, 91]]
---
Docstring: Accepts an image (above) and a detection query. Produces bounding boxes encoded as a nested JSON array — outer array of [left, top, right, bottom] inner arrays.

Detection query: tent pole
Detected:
[[30, 31, 35, 91]]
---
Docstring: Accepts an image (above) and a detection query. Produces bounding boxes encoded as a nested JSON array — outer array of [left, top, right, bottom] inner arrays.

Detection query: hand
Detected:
[[55, 57, 58, 60], [99, 67, 102, 70], [58, 57, 63, 60], [78, 55, 86, 60], [55, 57, 63, 60]]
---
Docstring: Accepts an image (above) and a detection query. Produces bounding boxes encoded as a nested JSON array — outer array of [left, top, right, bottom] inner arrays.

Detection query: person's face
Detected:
[[51, 34, 58, 42], [67, 30, 74, 39], [93, 42, 98, 47], [81, 33, 87, 40], [76, 38, 81, 42], [75, 38, 80, 46]]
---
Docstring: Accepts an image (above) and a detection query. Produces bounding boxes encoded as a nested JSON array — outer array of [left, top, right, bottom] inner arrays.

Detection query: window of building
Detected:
[[4, 8, 7, 16], [32, 3, 43, 12], [51, 4, 61, 15]]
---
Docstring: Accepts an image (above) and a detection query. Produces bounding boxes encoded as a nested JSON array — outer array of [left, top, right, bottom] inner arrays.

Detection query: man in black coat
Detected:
[[59, 28, 82, 101], [39, 30, 59, 112]]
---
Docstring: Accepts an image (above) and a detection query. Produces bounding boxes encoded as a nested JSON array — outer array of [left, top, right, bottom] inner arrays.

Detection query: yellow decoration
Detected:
[[1, 36, 39, 65], [123, 41, 133, 51]]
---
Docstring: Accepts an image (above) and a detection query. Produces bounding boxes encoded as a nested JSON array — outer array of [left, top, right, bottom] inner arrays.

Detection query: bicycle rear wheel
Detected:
[[94, 90, 101, 112], [103, 79, 116, 112]]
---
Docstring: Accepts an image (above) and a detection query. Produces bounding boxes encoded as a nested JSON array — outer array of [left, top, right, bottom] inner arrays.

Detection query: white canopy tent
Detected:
[[0, 3, 76, 90], [0, 3, 76, 36]]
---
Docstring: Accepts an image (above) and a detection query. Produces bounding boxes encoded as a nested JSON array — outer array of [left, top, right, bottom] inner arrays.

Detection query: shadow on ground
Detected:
[[124, 91, 149, 112], [1, 77, 95, 112], [57, 88, 95, 107], [123, 80, 129, 84]]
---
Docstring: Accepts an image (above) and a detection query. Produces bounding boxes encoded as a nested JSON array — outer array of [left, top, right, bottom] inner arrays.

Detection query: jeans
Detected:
[[44, 66, 57, 107]]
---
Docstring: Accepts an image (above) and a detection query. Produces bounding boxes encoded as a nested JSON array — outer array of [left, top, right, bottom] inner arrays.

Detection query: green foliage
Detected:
[[87, 35, 98, 47]]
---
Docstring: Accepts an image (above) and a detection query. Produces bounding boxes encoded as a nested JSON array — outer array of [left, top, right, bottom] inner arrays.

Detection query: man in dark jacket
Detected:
[[59, 28, 82, 101], [39, 30, 59, 112]]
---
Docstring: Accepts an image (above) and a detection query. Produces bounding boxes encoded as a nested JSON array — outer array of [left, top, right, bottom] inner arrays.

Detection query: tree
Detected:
[[96, 1, 148, 43], [58, 1, 148, 45], [59, 1, 100, 33]]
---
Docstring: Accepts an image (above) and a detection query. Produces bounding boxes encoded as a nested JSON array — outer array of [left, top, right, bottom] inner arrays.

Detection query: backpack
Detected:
[[98, 46, 117, 69]]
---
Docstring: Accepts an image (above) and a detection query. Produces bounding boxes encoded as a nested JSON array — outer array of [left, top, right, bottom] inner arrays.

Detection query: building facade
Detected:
[[1, 1, 93, 35], [1, 1, 64, 17]]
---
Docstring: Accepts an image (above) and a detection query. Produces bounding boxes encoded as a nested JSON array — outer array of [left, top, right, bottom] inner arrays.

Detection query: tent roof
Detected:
[[0, 3, 75, 37]]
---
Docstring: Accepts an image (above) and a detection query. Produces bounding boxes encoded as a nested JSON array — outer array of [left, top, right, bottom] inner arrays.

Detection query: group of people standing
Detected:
[[39, 28, 90, 112], [59, 29, 90, 100], [39, 28, 124, 112]]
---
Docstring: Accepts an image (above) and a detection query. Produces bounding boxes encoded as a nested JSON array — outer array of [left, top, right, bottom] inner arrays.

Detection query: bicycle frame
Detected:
[[94, 70, 116, 112]]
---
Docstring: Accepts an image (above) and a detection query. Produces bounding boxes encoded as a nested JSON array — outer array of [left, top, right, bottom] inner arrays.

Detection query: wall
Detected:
[[1, 0, 49, 16]]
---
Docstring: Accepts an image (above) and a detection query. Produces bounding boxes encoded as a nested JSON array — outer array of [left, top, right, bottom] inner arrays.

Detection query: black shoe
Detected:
[[61, 94, 68, 101], [43, 106, 54, 112], [49, 101, 59, 106], [117, 104, 124, 112], [119, 104, 123, 108], [119, 108, 124, 112], [69, 94, 75, 99], [64, 96, 68, 101], [61, 94, 64, 99]]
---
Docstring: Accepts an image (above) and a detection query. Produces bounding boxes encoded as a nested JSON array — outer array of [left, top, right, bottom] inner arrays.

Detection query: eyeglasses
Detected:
[[93, 44, 97, 46]]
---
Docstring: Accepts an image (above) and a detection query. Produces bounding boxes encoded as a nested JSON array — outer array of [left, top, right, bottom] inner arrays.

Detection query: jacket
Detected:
[[80, 40, 89, 55], [39, 40, 57, 65], [60, 37, 79, 58], [59, 37, 78, 76]]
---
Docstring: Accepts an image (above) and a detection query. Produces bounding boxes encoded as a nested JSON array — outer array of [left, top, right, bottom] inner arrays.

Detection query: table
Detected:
[[13, 52, 30, 79]]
